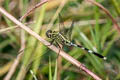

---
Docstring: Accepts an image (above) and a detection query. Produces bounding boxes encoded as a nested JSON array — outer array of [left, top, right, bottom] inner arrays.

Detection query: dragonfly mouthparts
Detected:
[[46, 30, 52, 38]]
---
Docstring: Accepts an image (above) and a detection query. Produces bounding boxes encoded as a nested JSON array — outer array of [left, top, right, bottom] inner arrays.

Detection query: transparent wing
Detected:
[[58, 14, 75, 41], [66, 21, 74, 41], [58, 14, 66, 34]]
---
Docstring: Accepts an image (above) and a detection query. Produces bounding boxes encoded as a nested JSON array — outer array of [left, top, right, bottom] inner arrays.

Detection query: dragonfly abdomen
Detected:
[[70, 43, 107, 60]]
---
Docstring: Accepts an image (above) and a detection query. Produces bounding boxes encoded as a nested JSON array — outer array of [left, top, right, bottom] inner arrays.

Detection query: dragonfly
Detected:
[[46, 19, 107, 60]]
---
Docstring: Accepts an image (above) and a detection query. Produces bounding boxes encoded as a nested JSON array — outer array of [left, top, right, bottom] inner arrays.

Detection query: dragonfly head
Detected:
[[46, 30, 52, 38]]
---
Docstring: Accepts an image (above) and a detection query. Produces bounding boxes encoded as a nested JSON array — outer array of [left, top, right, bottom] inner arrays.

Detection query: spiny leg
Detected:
[[55, 38, 63, 80], [55, 41, 63, 59], [47, 39, 55, 46]]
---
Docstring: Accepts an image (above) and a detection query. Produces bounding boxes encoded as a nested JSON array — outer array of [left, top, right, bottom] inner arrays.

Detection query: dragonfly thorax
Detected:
[[46, 30, 58, 39]]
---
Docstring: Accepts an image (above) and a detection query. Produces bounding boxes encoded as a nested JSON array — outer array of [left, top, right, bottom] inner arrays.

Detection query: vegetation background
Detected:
[[0, 0, 120, 80]]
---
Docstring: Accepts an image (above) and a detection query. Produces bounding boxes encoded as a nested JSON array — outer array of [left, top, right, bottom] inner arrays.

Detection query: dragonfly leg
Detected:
[[55, 42, 63, 59], [47, 39, 55, 46]]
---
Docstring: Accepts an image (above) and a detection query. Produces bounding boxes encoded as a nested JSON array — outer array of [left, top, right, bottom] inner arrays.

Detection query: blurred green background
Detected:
[[0, 0, 120, 80]]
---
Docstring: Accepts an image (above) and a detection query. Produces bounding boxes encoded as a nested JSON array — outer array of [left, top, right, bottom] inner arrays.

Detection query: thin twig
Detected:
[[3, 0, 49, 80], [1, 17, 120, 34], [85, 0, 120, 32], [19, 0, 49, 21], [0, 21, 35, 33], [0, 7, 102, 80]]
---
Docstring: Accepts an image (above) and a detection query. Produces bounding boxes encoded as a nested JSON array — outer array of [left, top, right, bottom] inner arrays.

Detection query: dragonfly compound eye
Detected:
[[46, 30, 52, 38]]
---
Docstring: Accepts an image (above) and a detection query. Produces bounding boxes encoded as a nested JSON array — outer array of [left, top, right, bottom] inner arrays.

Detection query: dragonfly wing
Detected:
[[58, 14, 67, 34], [58, 14, 75, 41], [66, 21, 74, 41]]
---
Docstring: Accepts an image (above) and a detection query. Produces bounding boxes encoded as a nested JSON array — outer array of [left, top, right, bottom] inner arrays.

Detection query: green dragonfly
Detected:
[[46, 18, 106, 60]]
